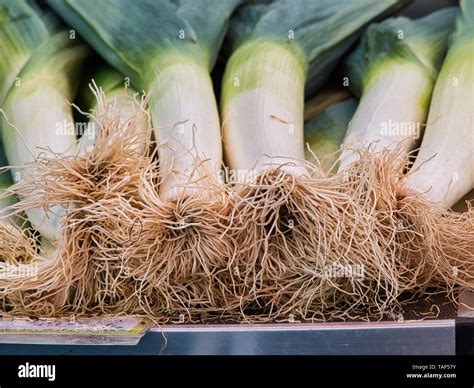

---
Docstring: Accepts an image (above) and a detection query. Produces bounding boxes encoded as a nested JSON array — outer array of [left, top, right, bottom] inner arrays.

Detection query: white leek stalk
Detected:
[[146, 55, 222, 199], [48, 0, 242, 201], [404, 0, 474, 208], [338, 7, 458, 171], [223, 41, 307, 176]]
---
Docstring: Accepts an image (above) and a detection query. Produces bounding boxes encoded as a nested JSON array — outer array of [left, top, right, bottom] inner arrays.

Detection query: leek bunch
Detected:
[[49, 0, 243, 312], [220, 0, 411, 318], [1, 1, 151, 314], [401, 0, 474, 287], [1, 0, 470, 320], [336, 4, 473, 298]]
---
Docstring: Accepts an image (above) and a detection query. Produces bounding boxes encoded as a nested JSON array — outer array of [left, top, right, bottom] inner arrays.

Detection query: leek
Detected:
[[335, 4, 473, 294], [0, 0, 87, 242], [48, 0, 243, 312], [404, 0, 474, 208], [304, 98, 357, 173], [220, 0, 412, 318], [48, 0, 242, 200], [80, 66, 128, 111], [338, 7, 458, 171], [0, 65, 152, 315]]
